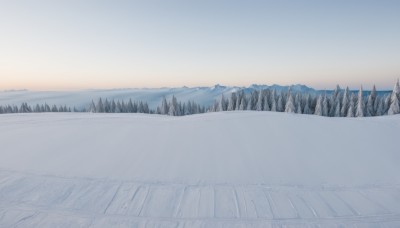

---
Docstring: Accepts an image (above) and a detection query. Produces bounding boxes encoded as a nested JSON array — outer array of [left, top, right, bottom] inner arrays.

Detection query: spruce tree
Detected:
[[388, 80, 400, 115], [322, 94, 329, 116], [284, 88, 296, 113], [96, 98, 104, 113], [314, 95, 323, 116], [227, 92, 236, 111], [256, 90, 263, 111], [355, 86, 364, 117], [347, 93, 356, 117], [341, 87, 350, 117]]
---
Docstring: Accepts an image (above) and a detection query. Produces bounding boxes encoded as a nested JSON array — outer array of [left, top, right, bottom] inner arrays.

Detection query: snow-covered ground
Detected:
[[1, 112, 400, 227]]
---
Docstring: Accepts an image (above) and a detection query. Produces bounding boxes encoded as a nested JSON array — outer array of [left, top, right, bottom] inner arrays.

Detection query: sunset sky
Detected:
[[1, 0, 399, 90]]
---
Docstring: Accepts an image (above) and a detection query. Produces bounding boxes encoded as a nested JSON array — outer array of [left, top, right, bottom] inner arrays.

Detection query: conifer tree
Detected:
[[347, 93, 356, 117], [322, 94, 329, 116], [276, 94, 283, 112], [303, 95, 311, 114], [284, 88, 296, 113], [270, 90, 277, 112], [366, 85, 377, 116], [96, 98, 104, 113], [314, 95, 323, 116], [388, 80, 400, 115], [161, 97, 169, 115], [256, 90, 263, 111], [218, 94, 226, 111], [263, 90, 270, 111], [355, 86, 365, 117], [341, 87, 350, 117], [375, 97, 384, 116], [227, 92, 236, 111]]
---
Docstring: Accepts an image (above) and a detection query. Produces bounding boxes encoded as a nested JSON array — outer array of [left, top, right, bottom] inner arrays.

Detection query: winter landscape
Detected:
[[2, 1, 400, 227]]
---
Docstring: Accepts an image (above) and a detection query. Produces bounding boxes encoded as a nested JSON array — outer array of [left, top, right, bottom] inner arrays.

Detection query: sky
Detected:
[[0, 0, 399, 90]]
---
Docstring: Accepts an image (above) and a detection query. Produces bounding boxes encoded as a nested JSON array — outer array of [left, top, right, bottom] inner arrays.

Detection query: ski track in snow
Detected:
[[1, 170, 400, 227], [1, 112, 400, 227]]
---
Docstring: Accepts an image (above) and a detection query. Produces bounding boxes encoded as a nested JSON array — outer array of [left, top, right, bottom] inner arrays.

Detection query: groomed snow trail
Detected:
[[1, 112, 400, 227]]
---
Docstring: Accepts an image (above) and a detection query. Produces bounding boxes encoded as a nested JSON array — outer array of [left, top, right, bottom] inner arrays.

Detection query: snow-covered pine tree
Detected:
[[250, 90, 258, 110], [133, 101, 138, 113], [121, 100, 127, 113], [276, 94, 283, 112], [388, 80, 400, 115], [19, 103, 27, 113], [375, 97, 384, 116], [329, 85, 341, 117], [96, 98, 104, 113], [341, 87, 350, 117], [127, 99, 134, 113], [332, 85, 341, 101], [227, 92, 236, 111], [44, 104, 50, 112], [270, 90, 277, 112], [333, 99, 341, 117], [104, 99, 110, 113], [393, 79, 400, 96], [256, 90, 263, 111], [185, 101, 191, 115], [218, 94, 226, 111], [383, 94, 391, 114], [284, 88, 296, 113], [115, 101, 121, 113], [296, 95, 302, 114], [161, 97, 169, 115], [366, 85, 377, 116], [314, 95, 323, 116], [322, 94, 329, 116], [111, 100, 116, 113], [355, 86, 365, 117], [137, 101, 143, 113], [235, 91, 242, 111], [263, 90, 270, 111], [239, 95, 247, 110], [303, 94, 311, 114], [51, 104, 58, 112], [143, 102, 150, 114], [246, 94, 253, 110], [168, 96, 178, 116], [294, 93, 302, 114], [347, 93, 356, 117], [34, 104, 40, 112]]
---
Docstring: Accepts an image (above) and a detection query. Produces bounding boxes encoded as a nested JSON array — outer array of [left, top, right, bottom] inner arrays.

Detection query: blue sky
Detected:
[[0, 0, 399, 90]]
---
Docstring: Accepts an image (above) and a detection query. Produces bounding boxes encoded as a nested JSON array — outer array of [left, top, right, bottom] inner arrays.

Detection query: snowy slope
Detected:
[[1, 112, 400, 227], [0, 84, 316, 109]]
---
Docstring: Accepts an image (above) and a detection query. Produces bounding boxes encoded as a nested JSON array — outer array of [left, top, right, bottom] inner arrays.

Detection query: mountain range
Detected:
[[0, 84, 391, 109]]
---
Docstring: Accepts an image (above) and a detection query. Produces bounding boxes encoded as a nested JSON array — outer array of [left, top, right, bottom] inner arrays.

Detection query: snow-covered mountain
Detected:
[[0, 84, 316, 109], [0, 112, 399, 227]]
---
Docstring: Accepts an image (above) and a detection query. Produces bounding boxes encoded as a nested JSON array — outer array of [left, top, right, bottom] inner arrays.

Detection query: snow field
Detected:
[[1, 111, 400, 227]]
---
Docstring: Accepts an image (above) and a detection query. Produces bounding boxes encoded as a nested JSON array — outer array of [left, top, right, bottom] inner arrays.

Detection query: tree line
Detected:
[[0, 97, 207, 116], [1, 80, 399, 117], [209, 80, 400, 117]]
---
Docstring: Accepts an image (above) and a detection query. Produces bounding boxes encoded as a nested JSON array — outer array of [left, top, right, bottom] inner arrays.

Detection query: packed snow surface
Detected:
[[1, 112, 400, 227]]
